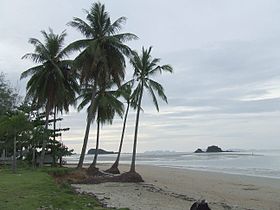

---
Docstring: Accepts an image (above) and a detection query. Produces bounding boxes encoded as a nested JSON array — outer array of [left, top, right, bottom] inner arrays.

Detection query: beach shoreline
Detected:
[[71, 164, 280, 210]]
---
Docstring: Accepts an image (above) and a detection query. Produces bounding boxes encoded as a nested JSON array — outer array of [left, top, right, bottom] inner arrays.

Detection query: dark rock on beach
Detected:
[[190, 200, 211, 210]]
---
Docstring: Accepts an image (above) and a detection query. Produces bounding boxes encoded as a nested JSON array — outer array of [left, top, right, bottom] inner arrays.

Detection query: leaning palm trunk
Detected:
[[130, 83, 144, 172], [87, 120, 100, 175], [39, 107, 50, 167], [91, 120, 100, 168], [77, 84, 97, 169], [106, 103, 130, 174]]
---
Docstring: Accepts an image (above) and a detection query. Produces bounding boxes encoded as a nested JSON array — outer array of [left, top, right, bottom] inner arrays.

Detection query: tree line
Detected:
[[0, 78, 73, 172]]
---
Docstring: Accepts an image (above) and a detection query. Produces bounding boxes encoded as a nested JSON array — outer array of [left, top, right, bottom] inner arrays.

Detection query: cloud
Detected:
[[1, 0, 280, 152]]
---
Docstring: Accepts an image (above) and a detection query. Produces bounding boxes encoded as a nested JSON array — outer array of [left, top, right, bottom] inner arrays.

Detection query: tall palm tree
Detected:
[[67, 2, 137, 169], [127, 47, 173, 177], [77, 84, 124, 173], [106, 83, 134, 174], [21, 29, 79, 167]]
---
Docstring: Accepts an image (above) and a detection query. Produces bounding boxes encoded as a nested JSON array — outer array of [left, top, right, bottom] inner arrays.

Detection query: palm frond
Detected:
[[130, 83, 142, 109], [147, 85, 159, 111], [161, 64, 173, 73], [20, 65, 44, 79], [21, 53, 45, 63], [68, 17, 95, 38], [107, 17, 126, 34], [28, 38, 51, 60], [112, 33, 138, 42], [149, 79, 168, 103]]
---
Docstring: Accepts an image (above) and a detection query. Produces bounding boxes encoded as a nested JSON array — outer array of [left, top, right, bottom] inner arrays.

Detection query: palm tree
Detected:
[[124, 47, 173, 180], [77, 84, 124, 173], [67, 2, 137, 169], [105, 83, 133, 174], [21, 29, 78, 167]]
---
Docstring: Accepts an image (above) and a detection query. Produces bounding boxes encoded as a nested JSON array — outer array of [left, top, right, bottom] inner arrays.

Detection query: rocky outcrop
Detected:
[[194, 148, 204, 153], [206, 145, 223, 153], [194, 145, 224, 153]]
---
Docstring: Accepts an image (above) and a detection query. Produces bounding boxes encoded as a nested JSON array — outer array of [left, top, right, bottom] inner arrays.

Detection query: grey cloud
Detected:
[[1, 0, 280, 152]]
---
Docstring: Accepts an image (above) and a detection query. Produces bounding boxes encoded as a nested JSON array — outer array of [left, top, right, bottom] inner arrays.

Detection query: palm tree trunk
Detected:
[[91, 119, 100, 168], [12, 133, 17, 173], [77, 83, 97, 169], [59, 156, 63, 167], [53, 107, 56, 142], [52, 107, 56, 166], [19, 143, 23, 160], [130, 82, 144, 172], [111, 103, 130, 169], [39, 106, 50, 167], [32, 146, 36, 168]]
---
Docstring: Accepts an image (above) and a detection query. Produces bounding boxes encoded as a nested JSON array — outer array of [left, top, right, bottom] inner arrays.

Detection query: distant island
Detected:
[[194, 145, 231, 153], [194, 148, 204, 153], [87, 149, 116, 155]]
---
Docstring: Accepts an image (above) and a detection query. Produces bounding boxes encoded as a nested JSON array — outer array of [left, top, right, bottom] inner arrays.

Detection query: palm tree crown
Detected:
[[67, 2, 138, 86], [21, 28, 78, 113], [130, 47, 173, 111], [77, 83, 124, 125]]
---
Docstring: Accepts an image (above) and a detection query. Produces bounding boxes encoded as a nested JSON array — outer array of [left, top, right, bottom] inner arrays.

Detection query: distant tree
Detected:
[[67, 2, 137, 169], [0, 73, 19, 159], [0, 112, 32, 173], [0, 73, 19, 116], [47, 139, 73, 167], [124, 47, 173, 180]]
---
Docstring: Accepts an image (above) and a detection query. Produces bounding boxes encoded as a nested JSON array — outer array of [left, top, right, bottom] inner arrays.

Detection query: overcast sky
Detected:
[[1, 0, 280, 153]]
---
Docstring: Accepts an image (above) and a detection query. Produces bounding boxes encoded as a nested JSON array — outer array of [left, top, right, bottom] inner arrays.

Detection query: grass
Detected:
[[0, 166, 127, 210]]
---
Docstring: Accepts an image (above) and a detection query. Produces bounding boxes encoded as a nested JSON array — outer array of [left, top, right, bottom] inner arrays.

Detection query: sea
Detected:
[[65, 150, 280, 179]]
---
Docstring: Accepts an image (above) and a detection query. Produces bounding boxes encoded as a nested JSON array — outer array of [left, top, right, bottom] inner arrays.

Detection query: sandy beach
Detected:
[[72, 164, 280, 210]]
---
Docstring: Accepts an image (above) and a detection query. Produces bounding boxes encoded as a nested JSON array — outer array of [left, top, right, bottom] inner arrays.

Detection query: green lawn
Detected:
[[0, 167, 108, 210]]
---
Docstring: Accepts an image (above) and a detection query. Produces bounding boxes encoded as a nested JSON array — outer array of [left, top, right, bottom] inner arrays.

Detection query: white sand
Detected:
[[72, 164, 280, 210]]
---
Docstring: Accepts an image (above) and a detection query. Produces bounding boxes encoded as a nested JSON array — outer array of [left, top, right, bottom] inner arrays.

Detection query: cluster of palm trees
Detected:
[[21, 2, 173, 176]]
